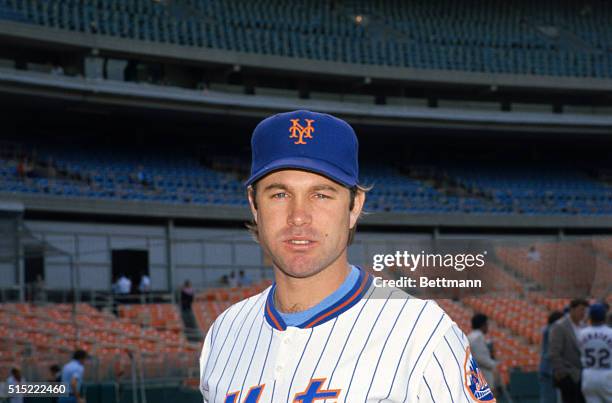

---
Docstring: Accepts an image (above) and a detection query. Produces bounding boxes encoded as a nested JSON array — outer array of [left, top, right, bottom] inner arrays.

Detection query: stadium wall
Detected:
[[19, 220, 264, 291], [7, 219, 567, 293]]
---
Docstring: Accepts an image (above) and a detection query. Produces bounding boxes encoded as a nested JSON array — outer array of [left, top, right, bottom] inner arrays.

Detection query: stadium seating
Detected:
[[445, 163, 612, 216], [0, 0, 610, 78], [2, 138, 612, 216], [496, 241, 612, 296], [592, 237, 612, 260], [463, 296, 549, 345], [119, 303, 183, 332], [385, 260, 524, 300], [0, 302, 199, 382]]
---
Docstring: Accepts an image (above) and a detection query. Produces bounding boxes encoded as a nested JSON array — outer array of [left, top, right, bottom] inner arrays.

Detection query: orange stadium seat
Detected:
[[1, 301, 199, 382], [192, 282, 272, 334]]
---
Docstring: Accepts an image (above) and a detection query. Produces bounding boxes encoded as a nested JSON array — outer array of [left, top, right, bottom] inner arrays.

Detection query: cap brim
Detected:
[[245, 157, 356, 188]]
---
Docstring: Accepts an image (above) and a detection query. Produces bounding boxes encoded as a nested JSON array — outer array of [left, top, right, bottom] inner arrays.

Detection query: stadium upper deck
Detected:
[[0, 0, 610, 79]]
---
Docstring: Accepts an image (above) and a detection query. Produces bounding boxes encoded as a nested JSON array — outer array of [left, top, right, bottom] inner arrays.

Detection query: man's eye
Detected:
[[272, 193, 288, 199], [314, 193, 331, 199]]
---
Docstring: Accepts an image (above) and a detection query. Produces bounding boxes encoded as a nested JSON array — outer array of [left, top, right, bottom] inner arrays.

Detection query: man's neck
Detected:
[[273, 261, 352, 314]]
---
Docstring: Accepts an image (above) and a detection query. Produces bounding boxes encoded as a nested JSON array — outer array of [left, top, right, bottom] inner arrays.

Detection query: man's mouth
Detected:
[[283, 238, 317, 249], [288, 240, 313, 245]]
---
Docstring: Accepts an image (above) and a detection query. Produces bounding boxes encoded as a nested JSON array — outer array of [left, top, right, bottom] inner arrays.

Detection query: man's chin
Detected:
[[275, 262, 326, 279]]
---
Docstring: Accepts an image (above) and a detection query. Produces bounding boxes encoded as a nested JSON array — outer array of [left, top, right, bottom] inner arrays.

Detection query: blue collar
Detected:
[[264, 266, 373, 331]]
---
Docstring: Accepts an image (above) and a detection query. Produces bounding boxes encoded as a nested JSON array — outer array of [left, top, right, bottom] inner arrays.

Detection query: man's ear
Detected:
[[349, 189, 365, 229], [247, 186, 258, 223]]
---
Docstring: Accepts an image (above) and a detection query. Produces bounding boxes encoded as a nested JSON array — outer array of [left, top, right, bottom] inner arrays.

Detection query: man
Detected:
[[181, 280, 195, 312], [138, 272, 151, 293], [238, 270, 252, 287], [138, 272, 151, 302], [549, 298, 589, 403], [49, 364, 62, 403], [539, 311, 564, 403], [7, 367, 25, 403], [579, 303, 611, 403], [527, 245, 541, 262], [199, 110, 495, 402], [59, 349, 87, 403], [228, 271, 238, 288], [117, 274, 131, 294], [468, 314, 498, 393]]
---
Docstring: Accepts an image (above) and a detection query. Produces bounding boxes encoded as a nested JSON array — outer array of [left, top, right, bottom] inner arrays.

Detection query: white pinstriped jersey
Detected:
[[199, 268, 496, 402]]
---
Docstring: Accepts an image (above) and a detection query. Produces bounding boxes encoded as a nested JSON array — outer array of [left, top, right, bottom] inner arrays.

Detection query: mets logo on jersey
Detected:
[[226, 378, 339, 403], [463, 347, 496, 402], [289, 118, 315, 145]]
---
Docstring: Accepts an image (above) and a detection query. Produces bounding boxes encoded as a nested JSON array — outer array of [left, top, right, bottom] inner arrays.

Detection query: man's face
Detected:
[[248, 170, 364, 279], [570, 305, 587, 324]]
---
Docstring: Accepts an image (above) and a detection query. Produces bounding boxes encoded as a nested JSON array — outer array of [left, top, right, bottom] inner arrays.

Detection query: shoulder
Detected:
[[363, 284, 416, 319], [467, 329, 484, 342], [365, 285, 458, 348], [207, 287, 270, 335], [369, 285, 454, 324], [550, 316, 568, 333], [69, 361, 83, 371], [582, 325, 612, 337], [377, 295, 472, 399]]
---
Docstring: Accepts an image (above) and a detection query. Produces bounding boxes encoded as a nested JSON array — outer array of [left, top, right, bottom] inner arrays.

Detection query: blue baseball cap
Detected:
[[589, 303, 607, 322], [246, 110, 359, 188]]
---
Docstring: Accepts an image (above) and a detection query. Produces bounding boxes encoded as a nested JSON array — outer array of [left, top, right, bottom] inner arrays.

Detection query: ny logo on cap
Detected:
[[289, 118, 315, 145]]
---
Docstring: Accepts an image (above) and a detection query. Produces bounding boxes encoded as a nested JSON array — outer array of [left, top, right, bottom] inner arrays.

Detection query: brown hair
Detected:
[[569, 298, 589, 309], [246, 182, 371, 246]]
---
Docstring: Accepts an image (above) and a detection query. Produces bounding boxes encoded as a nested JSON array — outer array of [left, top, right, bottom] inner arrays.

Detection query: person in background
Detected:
[[49, 364, 62, 403], [33, 274, 46, 305], [138, 272, 151, 302], [51, 63, 64, 76], [130, 165, 149, 187], [228, 271, 238, 288], [238, 270, 252, 287], [578, 303, 611, 403], [138, 273, 151, 293], [527, 245, 541, 262], [180, 280, 194, 312], [468, 313, 498, 393], [539, 311, 564, 403], [16, 158, 26, 180], [219, 274, 229, 286], [59, 350, 87, 403], [7, 367, 25, 403], [116, 274, 131, 294], [549, 298, 589, 403]]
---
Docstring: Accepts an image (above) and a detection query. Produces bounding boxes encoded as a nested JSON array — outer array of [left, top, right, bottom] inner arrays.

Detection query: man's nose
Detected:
[[287, 198, 312, 226]]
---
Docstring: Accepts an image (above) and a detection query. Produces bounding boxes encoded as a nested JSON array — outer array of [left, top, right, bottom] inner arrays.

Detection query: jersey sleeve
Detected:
[[417, 324, 496, 402], [199, 326, 213, 403]]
